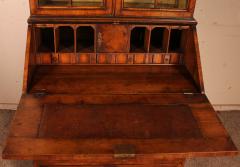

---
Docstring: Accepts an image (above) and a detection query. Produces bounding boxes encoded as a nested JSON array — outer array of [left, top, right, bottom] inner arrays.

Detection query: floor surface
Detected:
[[0, 110, 239, 167]]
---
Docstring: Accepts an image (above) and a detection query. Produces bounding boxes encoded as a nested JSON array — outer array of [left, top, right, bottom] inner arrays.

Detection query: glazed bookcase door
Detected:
[[115, 0, 195, 18], [30, 0, 113, 16], [38, 0, 104, 7]]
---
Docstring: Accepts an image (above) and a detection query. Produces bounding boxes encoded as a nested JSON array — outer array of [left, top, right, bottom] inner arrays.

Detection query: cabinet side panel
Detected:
[[183, 27, 204, 93], [22, 25, 36, 94], [192, 27, 205, 92]]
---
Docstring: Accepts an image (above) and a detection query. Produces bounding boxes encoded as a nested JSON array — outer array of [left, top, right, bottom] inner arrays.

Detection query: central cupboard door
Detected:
[[30, 0, 114, 16], [115, 0, 195, 18], [97, 24, 130, 53]]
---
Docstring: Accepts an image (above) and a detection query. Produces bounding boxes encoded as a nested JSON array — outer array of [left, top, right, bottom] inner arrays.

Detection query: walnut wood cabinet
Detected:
[[2, 0, 239, 167]]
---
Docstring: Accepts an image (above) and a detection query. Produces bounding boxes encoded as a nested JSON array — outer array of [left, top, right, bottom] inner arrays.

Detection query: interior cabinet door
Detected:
[[97, 24, 130, 53], [30, 0, 113, 16], [115, 0, 195, 18]]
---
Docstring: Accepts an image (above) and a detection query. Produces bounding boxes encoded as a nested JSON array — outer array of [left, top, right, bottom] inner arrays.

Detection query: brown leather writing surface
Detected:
[[38, 104, 202, 139]]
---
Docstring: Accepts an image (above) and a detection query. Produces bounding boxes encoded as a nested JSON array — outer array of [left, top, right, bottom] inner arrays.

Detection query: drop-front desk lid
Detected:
[[3, 93, 238, 161]]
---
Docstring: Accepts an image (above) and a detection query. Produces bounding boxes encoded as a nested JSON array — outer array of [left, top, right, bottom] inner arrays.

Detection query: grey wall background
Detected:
[[0, 0, 240, 108]]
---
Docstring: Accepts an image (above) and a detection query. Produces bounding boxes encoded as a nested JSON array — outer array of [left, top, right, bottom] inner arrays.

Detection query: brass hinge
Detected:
[[114, 144, 136, 159]]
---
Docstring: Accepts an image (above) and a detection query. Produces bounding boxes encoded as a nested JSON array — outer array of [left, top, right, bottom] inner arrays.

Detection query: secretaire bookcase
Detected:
[[2, 0, 238, 166]]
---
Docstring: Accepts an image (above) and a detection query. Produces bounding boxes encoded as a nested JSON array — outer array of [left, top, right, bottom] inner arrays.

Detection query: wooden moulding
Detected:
[[28, 16, 198, 25]]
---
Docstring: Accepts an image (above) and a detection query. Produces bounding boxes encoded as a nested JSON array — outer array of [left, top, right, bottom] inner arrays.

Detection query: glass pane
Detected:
[[38, 0, 103, 7], [72, 0, 103, 7], [124, 0, 155, 8], [156, 0, 188, 9], [39, 0, 71, 6], [124, 0, 188, 9]]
